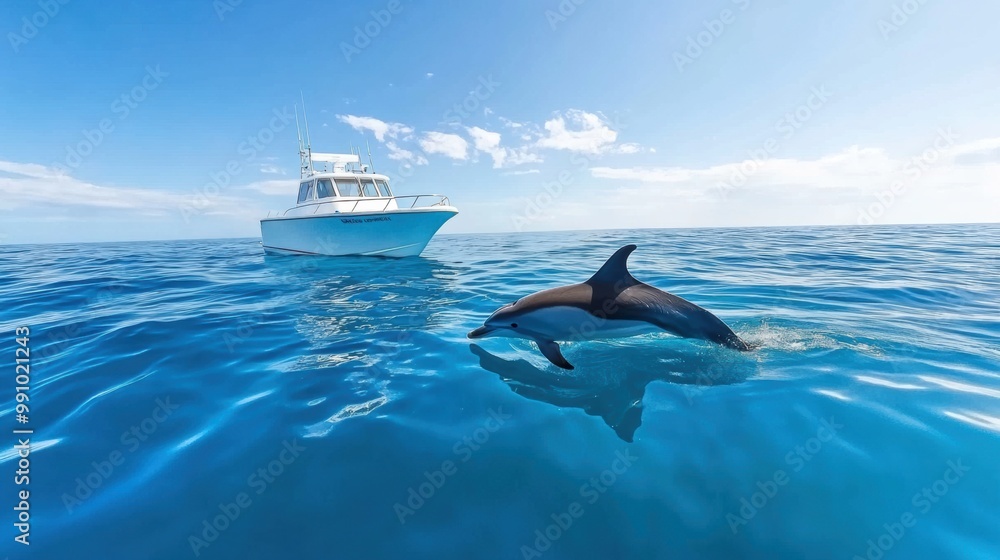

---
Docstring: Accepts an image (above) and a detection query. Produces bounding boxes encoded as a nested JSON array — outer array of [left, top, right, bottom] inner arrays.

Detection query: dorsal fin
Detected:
[[586, 244, 639, 287]]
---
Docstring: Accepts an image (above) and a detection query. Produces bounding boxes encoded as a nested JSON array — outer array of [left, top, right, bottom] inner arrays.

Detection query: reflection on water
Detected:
[[264, 253, 466, 360], [470, 338, 758, 442]]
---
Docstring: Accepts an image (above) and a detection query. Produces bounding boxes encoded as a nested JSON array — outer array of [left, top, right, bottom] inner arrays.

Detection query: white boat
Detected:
[[260, 116, 457, 257]]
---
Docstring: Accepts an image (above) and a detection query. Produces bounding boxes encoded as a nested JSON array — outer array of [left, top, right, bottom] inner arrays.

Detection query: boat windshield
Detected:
[[375, 179, 392, 197], [360, 178, 378, 197], [316, 179, 335, 199], [297, 181, 311, 203], [335, 178, 360, 197]]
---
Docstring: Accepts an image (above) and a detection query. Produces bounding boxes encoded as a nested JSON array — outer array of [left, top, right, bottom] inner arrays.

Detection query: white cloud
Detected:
[[500, 117, 525, 129], [385, 141, 429, 166], [505, 148, 544, 166], [465, 126, 544, 168], [536, 109, 619, 154], [0, 160, 258, 216], [244, 179, 299, 196], [426, 72, 434, 78], [502, 169, 541, 176], [336, 115, 413, 142], [467, 126, 506, 167], [331, 109, 635, 170], [590, 145, 900, 190], [0, 161, 65, 180], [446, 137, 1000, 234], [575, 137, 1000, 225], [0, 162, 298, 242], [259, 164, 283, 175], [611, 143, 642, 155], [419, 132, 469, 160]]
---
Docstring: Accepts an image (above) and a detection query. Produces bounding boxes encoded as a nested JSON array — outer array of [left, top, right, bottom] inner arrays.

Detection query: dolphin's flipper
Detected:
[[535, 339, 574, 370], [586, 244, 640, 288]]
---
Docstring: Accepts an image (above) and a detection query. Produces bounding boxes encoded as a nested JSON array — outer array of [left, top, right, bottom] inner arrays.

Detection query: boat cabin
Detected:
[[286, 152, 401, 215]]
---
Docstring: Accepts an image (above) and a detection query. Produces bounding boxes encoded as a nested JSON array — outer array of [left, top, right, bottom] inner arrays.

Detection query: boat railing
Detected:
[[389, 194, 451, 210], [288, 194, 452, 216]]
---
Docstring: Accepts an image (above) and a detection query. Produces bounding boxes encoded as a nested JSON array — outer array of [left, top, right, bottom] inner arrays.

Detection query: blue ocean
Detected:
[[2, 224, 999, 560]]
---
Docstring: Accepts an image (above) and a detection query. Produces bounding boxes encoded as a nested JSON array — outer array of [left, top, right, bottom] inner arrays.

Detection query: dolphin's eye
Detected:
[[511, 323, 518, 328]]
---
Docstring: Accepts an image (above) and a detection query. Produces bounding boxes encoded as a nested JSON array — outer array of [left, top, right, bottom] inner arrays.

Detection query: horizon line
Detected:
[[3, 220, 999, 248]]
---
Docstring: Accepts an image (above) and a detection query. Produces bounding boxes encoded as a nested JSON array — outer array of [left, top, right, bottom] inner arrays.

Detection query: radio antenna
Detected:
[[294, 105, 310, 178], [367, 139, 375, 174], [300, 92, 313, 173], [294, 105, 303, 151]]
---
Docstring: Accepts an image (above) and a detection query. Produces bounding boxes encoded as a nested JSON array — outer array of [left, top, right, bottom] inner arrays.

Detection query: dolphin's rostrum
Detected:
[[468, 244, 750, 369]]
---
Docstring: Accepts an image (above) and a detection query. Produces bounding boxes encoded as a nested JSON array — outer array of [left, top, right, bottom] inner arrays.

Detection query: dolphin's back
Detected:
[[512, 279, 747, 350], [613, 283, 749, 350], [585, 245, 749, 350], [492, 245, 750, 352]]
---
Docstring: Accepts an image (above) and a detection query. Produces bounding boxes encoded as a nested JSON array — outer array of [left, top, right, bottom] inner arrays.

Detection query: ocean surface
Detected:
[[2, 224, 999, 560]]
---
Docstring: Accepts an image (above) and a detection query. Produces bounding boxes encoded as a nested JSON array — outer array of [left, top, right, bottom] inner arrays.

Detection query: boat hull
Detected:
[[259, 207, 457, 257]]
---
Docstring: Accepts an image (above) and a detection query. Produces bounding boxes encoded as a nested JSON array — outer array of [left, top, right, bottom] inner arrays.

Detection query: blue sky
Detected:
[[2, 0, 999, 243]]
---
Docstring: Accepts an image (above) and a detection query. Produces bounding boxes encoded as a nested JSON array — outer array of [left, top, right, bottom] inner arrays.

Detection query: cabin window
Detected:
[[360, 178, 378, 197], [335, 178, 360, 197], [297, 181, 311, 204], [316, 179, 334, 199], [375, 179, 392, 197]]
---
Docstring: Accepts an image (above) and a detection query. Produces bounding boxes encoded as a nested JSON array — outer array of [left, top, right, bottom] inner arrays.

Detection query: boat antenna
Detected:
[[300, 91, 313, 173], [367, 139, 375, 174], [294, 105, 303, 152], [294, 105, 309, 178]]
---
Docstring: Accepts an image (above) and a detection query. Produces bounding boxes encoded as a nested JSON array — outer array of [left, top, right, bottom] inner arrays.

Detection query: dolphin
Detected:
[[467, 244, 750, 369]]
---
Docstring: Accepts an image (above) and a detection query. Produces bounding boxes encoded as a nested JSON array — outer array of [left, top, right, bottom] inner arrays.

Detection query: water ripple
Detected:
[[3, 225, 999, 559]]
